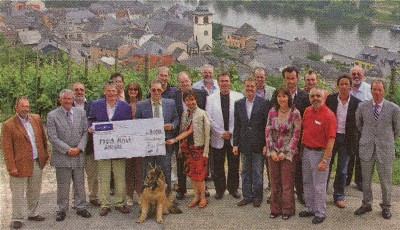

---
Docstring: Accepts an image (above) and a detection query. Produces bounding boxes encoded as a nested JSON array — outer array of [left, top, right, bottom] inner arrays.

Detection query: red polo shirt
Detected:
[[302, 104, 337, 149]]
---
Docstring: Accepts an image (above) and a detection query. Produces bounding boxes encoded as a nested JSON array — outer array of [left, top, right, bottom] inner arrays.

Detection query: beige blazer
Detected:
[[180, 108, 211, 157]]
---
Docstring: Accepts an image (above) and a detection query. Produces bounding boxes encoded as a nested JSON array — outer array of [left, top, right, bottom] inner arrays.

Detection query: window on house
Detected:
[[204, 16, 208, 24], [204, 30, 208, 36], [195, 16, 198, 24]]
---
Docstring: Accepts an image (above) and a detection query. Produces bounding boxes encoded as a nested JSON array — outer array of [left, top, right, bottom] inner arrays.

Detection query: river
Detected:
[[156, 1, 400, 58]]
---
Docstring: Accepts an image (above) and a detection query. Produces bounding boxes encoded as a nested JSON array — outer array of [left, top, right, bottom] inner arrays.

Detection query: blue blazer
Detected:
[[233, 96, 271, 153], [88, 98, 132, 127], [136, 98, 180, 140]]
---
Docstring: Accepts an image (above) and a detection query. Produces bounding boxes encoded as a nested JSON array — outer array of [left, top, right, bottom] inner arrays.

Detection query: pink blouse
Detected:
[[265, 107, 302, 161]]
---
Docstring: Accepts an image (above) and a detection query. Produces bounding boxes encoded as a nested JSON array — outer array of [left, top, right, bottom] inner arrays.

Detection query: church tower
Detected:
[[192, 2, 213, 54]]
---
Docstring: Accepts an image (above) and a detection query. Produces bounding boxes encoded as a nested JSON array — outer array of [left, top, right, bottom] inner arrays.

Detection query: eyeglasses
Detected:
[[129, 88, 139, 91], [151, 88, 162, 93]]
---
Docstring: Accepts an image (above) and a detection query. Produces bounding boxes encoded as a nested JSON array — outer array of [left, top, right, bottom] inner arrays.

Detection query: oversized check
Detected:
[[93, 118, 166, 160]]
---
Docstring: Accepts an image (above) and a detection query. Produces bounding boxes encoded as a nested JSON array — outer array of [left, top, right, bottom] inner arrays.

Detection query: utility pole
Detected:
[[389, 66, 397, 102]]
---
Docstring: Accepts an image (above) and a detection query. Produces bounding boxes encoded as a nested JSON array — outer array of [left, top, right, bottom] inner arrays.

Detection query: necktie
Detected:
[[153, 102, 160, 118], [373, 104, 379, 121], [66, 111, 73, 123]]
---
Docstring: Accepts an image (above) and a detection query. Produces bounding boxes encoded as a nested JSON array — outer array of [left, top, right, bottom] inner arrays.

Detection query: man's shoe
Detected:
[[266, 195, 271, 204], [12, 221, 22, 229], [230, 191, 241, 199], [205, 188, 210, 198], [90, 199, 101, 207], [214, 192, 224, 200], [176, 191, 185, 200], [354, 205, 372, 215], [237, 199, 252, 206], [99, 207, 111, 216], [299, 211, 315, 217], [297, 195, 305, 205], [382, 209, 392, 219], [76, 209, 92, 218], [27, 215, 45, 221], [336, 200, 346, 208], [312, 216, 325, 224], [253, 200, 262, 207], [56, 211, 66, 221], [115, 205, 130, 214]]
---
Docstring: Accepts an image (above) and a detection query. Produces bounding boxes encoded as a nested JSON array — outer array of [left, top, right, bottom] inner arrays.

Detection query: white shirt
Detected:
[[351, 82, 372, 102], [246, 98, 254, 119], [18, 115, 38, 159], [336, 95, 350, 134]]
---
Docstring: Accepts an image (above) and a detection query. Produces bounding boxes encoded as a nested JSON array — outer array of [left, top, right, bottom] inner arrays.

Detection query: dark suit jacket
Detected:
[[75, 100, 94, 154], [136, 98, 179, 140], [293, 89, 310, 117], [326, 93, 361, 155], [88, 99, 132, 126], [233, 96, 271, 153], [172, 88, 207, 116]]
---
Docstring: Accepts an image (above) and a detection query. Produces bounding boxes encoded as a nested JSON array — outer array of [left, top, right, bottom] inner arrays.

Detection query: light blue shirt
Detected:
[[351, 82, 372, 102], [192, 79, 219, 95]]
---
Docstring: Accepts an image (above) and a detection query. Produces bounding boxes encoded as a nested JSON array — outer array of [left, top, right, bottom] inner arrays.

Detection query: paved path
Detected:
[[1, 162, 400, 230]]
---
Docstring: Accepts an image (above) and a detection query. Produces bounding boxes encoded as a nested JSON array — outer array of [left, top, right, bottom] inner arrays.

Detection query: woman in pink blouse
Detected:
[[265, 87, 302, 220]]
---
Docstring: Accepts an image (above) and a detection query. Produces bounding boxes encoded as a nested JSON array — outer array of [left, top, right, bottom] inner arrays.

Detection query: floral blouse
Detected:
[[265, 107, 302, 161]]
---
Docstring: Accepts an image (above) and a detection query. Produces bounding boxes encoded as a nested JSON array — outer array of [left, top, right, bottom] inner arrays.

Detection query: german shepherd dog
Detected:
[[137, 165, 182, 224]]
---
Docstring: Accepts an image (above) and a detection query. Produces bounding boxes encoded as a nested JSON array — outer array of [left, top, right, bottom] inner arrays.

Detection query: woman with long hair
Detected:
[[265, 87, 302, 220], [124, 82, 143, 206]]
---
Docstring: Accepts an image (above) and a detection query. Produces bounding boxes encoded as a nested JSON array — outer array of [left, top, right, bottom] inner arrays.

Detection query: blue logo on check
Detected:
[[95, 123, 113, 131]]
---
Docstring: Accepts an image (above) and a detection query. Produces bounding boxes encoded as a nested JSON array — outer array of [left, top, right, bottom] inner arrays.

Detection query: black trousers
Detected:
[[176, 150, 187, 193], [212, 143, 240, 195], [294, 152, 303, 198], [346, 154, 363, 185]]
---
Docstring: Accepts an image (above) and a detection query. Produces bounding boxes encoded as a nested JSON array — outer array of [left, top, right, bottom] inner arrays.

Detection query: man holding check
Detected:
[[88, 81, 132, 216]]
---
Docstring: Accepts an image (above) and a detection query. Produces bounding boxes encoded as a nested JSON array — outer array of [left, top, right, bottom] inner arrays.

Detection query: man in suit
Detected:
[[354, 80, 400, 219], [72, 82, 100, 207], [136, 80, 180, 194], [281, 66, 311, 205], [47, 89, 91, 221], [172, 71, 207, 200], [88, 81, 132, 216], [233, 77, 270, 207], [326, 75, 361, 208], [2, 97, 49, 229], [347, 65, 372, 190], [206, 72, 243, 200]]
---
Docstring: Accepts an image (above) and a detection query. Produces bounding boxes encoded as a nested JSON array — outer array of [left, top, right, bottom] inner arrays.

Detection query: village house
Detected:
[[226, 23, 259, 51], [354, 46, 400, 78]]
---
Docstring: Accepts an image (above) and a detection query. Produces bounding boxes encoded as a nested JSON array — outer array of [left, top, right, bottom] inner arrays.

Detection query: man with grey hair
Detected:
[[72, 82, 100, 207], [254, 67, 275, 101], [193, 64, 220, 95], [2, 97, 49, 229], [47, 89, 91, 221], [347, 65, 372, 191], [299, 87, 336, 224]]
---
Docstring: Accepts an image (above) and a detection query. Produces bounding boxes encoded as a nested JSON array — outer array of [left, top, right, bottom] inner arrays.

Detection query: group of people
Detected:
[[2, 64, 400, 229]]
